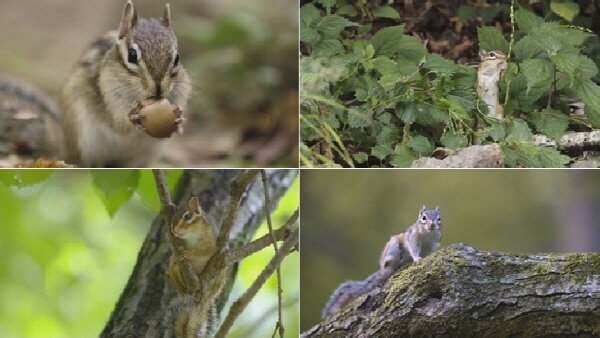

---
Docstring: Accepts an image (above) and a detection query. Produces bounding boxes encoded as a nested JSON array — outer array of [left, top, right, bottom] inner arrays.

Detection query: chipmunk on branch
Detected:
[[321, 206, 442, 319], [163, 196, 227, 338], [61, 0, 191, 167]]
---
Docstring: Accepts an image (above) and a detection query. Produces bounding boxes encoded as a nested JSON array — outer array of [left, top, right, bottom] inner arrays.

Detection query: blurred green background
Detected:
[[0, 0, 298, 167], [0, 169, 299, 337], [300, 169, 600, 330]]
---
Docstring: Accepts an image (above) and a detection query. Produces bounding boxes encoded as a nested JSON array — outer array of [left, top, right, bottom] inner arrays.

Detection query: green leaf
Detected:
[[514, 9, 545, 34], [337, 5, 358, 17], [374, 56, 418, 89], [407, 135, 435, 155], [372, 25, 406, 57], [530, 108, 569, 142], [347, 107, 373, 128], [395, 101, 417, 124], [352, 152, 369, 164], [572, 77, 600, 128], [372, 144, 393, 160], [552, 50, 597, 79], [372, 6, 400, 19], [391, 144, 417, 167], [502, 142, 570, 167], [505, 118, 534, 142], [513, 35, 545, 60], [487, 119, 506, 141], [424, 54, 461, 75], [300, 4, 320, 27], [314, 39, 343, 57], [521, 58, 552, 94], [440, 131, 468, 150], [92, 170, 139, 217], [477, 26, 509, 54], [397, 35, 426, 64], [0, 169, 54, 187], [550, 0, 579, 22], [317, 15, 354, 39]]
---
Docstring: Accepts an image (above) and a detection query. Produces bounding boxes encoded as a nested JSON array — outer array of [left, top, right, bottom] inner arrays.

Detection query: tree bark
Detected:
[[100, 169, 297, 337], [304, 243, 600, 337]]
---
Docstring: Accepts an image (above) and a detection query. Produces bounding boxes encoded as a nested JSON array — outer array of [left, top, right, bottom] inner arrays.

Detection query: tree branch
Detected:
[[216, 227, 299, 338], [304, 244, 600, 337], [227, 209, 299, 265]]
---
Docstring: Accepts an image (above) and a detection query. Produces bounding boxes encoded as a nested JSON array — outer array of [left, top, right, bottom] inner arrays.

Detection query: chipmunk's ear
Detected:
[[163, 3, 172, 27], [188, 197, 200, 212], [420, 205, 426, 212], [479, 49, 487, 59], [435, 206, 440, 211], [119, 0, 138, 39]]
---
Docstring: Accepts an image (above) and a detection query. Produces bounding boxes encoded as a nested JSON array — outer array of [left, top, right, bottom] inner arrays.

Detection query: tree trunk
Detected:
[[100, 169, 297, 337], [303, 243, 600, 337]]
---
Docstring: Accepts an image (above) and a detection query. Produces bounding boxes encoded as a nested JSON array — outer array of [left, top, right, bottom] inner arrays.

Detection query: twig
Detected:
[[227, 209, 299, 265], [503, 0, 515, 106], [261, 170, 284, 338], [214, 227, 299, 338], [216, 170, 260, 250], [152, 169, 199, 291]]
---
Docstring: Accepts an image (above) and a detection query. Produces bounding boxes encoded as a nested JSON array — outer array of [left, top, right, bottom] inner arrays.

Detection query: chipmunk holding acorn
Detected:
[[322, 206, 442, 318], [164, 196, 227, 338], [61, 0, 191, 167]]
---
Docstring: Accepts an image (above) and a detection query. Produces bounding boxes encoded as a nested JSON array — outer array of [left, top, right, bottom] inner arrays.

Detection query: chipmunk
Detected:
[[61, 0, 191, 167], [164, 196, 227, 338], [476, 50, 507, 120], [321, 206, 442, 318]]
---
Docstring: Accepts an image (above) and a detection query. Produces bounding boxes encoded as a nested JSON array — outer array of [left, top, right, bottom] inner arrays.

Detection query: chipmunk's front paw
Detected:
[[173, 104, 185, 134], [128, 100, 146, 130]]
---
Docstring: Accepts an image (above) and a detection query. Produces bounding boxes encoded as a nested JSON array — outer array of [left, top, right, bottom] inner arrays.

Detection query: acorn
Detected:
[[139, 99, 179, 138]]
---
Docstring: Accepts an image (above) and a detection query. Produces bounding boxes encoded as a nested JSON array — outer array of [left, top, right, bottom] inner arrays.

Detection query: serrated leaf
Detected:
[[513, 35, 545, 60], [502, 142, 570, 167], [407, 135, 435, 155], [314, 39, 343, 57], [530, 108, 569, 142], [352, 152, 369, 164], [372, 5, 400, 19], [478, 26, 509, 54], [300, 4, 320, 27], [552, 50, 597, 79], [505, 118, 534, 142], [337, 5, 358, 17], [521, 58, 552, 94], [487, 119, 506, 141], [316, 0, 336, 13], [572, 77, 600, 128], [514, 9, 545, 34], [440, 132, 468, 150], [396, 101, 417, 124], [0, 169, 54, 187], [398, 35, 426, 64], [347, 107, 373, 128], [550, 0, 579, 22], [423, 54, 461, 75], [92, 170, 140, 217], [372, 25, 406, 57], [375, 56, 418, 89], [317, 15, 354, 39], [372, 144, 393, 160], [391, 144, 417, 167]]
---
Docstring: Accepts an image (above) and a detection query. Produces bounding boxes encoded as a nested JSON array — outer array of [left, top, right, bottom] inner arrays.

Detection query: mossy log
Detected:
[[303, 243, 600, 337]]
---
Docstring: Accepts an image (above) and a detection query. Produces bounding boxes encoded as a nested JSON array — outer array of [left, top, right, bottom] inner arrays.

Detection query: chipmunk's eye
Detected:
[[421, 215, 428, 221], [174, 53, 179, 67], [183, 213, 193, 221], [128, 48, 138, 64], [489, 52, 496, 58]]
